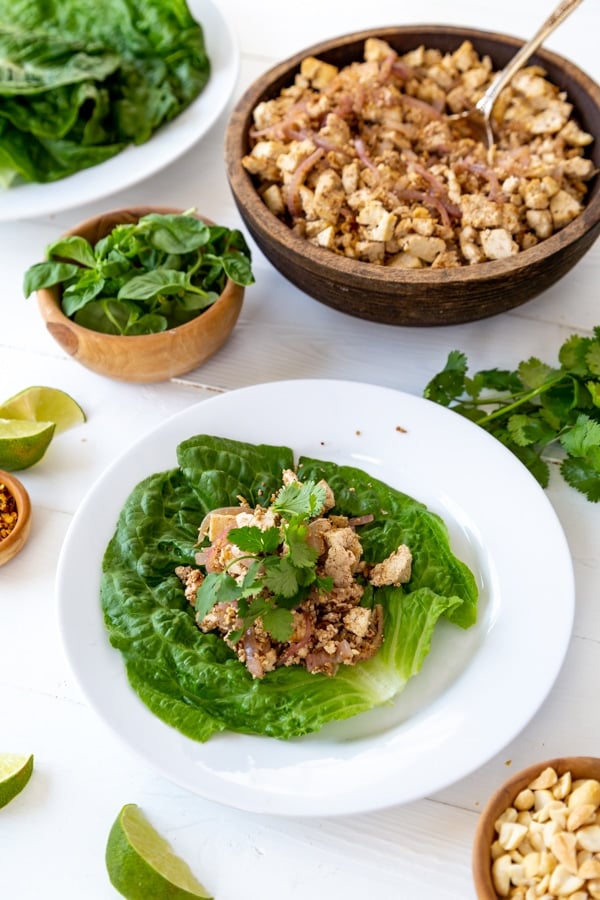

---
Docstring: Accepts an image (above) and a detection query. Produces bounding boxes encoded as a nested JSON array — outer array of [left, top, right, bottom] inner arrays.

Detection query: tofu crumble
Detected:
[[176, 469, 412, 679], [242, 38, 595, 268]]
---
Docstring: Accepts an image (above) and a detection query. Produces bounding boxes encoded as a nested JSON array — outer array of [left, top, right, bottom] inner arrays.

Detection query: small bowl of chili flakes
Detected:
[[0, 471, 32, 567]]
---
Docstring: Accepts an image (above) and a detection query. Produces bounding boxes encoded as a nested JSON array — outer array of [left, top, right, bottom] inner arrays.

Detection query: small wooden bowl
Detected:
[[37, 206, 245, 383], [0, 470, 32, 567], [472, 756, 600, 898], [226, 25, 600, 326]]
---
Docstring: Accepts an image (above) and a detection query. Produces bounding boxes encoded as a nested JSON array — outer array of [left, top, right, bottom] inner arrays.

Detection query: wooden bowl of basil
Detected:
[[30, 207, 252, 383]]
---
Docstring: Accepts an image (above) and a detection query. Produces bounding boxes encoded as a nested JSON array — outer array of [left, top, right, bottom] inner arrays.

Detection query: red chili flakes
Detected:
[[0, 482, 18, 541]]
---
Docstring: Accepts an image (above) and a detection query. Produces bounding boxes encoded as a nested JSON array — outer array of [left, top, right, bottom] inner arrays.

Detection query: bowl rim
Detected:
[[0, 469, 32, 565], [36, 205, 244, 346], [471, 755, 600, 899], [226, 23, 600, 288]]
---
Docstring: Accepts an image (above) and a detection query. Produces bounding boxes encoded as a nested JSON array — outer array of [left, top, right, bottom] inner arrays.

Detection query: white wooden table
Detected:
[[1, 1, 599, 897]]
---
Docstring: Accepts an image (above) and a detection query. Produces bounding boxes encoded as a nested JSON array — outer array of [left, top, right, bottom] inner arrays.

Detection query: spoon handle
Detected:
[[477, 0, 585, 116]]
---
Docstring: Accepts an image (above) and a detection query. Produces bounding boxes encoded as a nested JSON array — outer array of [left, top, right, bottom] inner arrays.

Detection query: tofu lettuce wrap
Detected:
[[101, 435, 478, 741]]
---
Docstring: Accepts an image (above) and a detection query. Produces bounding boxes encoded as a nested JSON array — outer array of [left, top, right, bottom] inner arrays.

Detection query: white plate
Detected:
[[56, 380, 574, 816], [0, 0, 238, 222]]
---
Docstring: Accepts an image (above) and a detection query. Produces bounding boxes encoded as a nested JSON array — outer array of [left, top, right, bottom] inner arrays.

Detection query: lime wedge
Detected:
[[0, 753, 34, 808], [0, 386, 85, 435], [106, 804, 213, 900], [0, 418, 55, 471]]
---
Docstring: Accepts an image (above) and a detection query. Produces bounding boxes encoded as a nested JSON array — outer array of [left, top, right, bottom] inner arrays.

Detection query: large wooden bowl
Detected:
[[472, 756, 600, 898], [37, 207, 245, 383], [0, 471, 32, 567], [226, 25, 600, 326]]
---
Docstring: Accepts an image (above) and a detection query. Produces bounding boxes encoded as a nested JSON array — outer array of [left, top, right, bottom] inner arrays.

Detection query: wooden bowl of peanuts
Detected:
[[226, 25, 600, 325], [472, 757, 600, 899]]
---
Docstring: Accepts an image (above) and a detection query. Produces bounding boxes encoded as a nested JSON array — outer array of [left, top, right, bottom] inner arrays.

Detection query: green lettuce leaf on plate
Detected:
[[101, 435, 478, 741], [0, 0, 210, 186]]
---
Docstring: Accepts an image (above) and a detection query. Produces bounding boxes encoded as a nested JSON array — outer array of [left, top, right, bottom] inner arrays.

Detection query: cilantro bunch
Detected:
[[424, 327, 600, 502], [23, 210, 254, 336], [194, 479, 333, 642]]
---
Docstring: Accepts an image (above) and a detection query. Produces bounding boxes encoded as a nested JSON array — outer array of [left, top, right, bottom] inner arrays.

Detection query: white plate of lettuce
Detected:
[[0, 0, 238, 221], [56, 380, 574, 815]]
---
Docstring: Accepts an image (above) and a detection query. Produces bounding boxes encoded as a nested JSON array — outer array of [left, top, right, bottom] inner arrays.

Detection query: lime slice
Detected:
[[0, 753, 34, 808], [0, 418, 56, 471], [0, 386, 85, 435], [106, 804, 213, 900]]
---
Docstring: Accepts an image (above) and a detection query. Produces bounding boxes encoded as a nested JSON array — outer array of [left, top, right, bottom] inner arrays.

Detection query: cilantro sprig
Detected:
[[194, 479, 333, 642], [423, 327, 600, 502]]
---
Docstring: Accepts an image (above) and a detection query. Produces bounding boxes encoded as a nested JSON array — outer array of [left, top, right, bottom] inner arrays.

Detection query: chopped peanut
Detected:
[[487, 767, 600, 898]]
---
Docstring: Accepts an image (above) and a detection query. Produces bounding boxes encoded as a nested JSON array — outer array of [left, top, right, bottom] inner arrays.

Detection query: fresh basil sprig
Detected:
[[23, 210, 254, 335], [423, 327, 600, 502]]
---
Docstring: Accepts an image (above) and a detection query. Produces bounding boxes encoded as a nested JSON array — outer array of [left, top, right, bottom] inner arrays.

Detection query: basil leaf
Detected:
[[62, 274, 106, 315], [23, 209, 254, 333], [140, 213, 212, 253], [23, 260, 81, 296], [117, 269, 190, 301], [222, 251, 255, 286], [46, 235, 96, 268]]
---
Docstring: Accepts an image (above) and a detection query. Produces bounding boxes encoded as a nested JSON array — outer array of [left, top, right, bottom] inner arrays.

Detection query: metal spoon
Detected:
[[448, 0, 584, 147]]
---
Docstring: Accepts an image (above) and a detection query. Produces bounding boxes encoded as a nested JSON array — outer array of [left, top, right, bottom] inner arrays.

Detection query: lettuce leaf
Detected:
[[0, 0, 210, 185], [101, 435, 478, 741]]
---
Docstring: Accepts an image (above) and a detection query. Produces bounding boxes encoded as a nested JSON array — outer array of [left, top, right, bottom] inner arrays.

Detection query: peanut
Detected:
[[487, 767, 600, 898]]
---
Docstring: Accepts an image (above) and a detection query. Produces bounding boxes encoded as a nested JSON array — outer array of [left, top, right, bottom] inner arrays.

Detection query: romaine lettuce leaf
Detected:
[[0, 0, 210, 185], [101, 435, 478, 741]]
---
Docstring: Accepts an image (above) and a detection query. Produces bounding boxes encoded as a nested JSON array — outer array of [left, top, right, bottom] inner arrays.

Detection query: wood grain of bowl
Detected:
[[472, 756, 600, 899], [0, 470, 32, 567], [36, 206, 245, 383], [225, 25, 600, 326]]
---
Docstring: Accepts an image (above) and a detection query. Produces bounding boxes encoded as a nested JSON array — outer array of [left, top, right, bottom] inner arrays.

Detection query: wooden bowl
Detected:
[[37, 206, 245, 382], [0, 470, 32, 567], [472, 756, 600, 898], [225, 25, 600, 326]]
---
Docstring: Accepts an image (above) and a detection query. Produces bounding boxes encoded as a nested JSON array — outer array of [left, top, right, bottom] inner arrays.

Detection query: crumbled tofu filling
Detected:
[[242, 38, 595, 267], [176, 473, 412, 679]]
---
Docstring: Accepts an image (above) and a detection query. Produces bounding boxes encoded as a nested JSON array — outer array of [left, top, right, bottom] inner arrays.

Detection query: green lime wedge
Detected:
[[0, 753, 34, 808], [0, 386, 85, 435], [0, 418, 56, 471], [106, 804, 213, 900]]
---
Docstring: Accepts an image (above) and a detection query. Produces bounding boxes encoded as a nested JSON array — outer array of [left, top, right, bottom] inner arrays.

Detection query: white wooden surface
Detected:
[[1, 1, 599, 897]]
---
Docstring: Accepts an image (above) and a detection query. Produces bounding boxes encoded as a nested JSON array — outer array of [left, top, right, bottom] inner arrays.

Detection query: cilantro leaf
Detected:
[[517, 358, 557, 390], [261, 607, 295, 642], [423, 350, 467, 406], [588, 382, 600, 408], [559, 335, 595, 377], [195, 572, 241, 621], [284, 520, 318, 567], [588, 342, 600, 377], [272, 479, 326, 517], [423, 328, 600, 502], [471, 368, 522, 395], [559, 414, 600, 458], [507, 414, 557, 448], [227, 525, 281, 555], [561, 456, 600, 502], [263, 556, 301, 598]]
